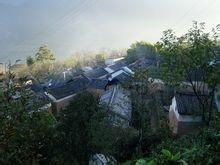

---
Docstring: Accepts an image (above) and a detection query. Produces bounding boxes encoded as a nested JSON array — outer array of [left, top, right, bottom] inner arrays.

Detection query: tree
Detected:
[[35, 45, 55, 62], [130, 69, 153, 154], [25, 45, 56, 82], [0, 78, 57, 164], [26, 56, 35, 67], [125, 41, 157, 64], [95, 53, 105, 66], [57, 91, 115, 164], [157, 21, 220, 125]]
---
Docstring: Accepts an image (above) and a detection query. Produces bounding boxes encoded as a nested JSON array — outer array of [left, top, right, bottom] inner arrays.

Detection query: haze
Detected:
[[0, 0, 219, 62]]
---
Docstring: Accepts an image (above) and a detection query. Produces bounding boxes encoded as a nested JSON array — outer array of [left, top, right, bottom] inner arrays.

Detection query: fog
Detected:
[[0, 0, 219, 62]]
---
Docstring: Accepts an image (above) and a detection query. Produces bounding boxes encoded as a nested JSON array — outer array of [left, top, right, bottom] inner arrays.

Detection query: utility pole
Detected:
[[63, 71, 66, 81]]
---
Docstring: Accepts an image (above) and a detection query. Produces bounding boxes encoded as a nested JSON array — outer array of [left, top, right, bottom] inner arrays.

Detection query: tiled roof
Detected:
[[108, 60, 126, 72], [88, 78, 108, 89], [47, 76, 89, 100], [175, 92, 206, 115], [100, 86, 132, 120], [111, 71, 131, 83], [83, 67, 108, 79]]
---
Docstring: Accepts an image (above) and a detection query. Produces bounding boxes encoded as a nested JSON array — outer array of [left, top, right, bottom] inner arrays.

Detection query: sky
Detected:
[[0, 0, 220, 62]]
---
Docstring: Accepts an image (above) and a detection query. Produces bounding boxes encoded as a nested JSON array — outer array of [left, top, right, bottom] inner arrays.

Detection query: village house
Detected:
[[107, 68, 133, 85], [83, 57, 134, 86], [87, 78, 108, 95], [45, 76, 90, 114], [100, 85, 132, 128], [104, 58, 134, 85], [169, 92, 206, 136], [104, 58, 128, 77], [45, 75, 109, 114], [104, 59, 126, 73], [43, 57, 135, 116], [168, 62, 220, 136]]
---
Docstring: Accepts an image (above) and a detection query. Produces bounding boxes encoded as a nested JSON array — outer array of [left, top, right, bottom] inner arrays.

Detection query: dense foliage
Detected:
[[0, 81, 56, 164], [124, 114, 220, 164], [157, 21, 220, 125], [125, 41, 157, 64], [56, 91, 113, 164]]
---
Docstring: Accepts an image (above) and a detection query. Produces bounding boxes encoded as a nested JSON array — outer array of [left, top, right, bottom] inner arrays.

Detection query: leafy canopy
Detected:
[[126, 41, 157, 64], [157, 21, 220, 87], [35, 44, 55, 62]]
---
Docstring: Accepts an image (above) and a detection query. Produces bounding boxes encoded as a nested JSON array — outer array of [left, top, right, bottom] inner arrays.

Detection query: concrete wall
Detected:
[[177, 121, 204, 136], [169, 97, 204, 136], [169, 106, 178, 134]]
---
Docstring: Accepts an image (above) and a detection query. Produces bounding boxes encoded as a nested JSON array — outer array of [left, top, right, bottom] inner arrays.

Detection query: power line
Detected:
[[48, 0, 99, 35], [173, 0, 218, 33], [37, 0, 91, 35], [30, 0, 90, 41], [20, 0, 94, 45], [192, 0, 218, 21], [172, 0, 203, 30]]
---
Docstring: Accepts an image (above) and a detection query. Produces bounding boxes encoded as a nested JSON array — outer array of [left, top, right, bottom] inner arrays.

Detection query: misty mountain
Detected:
[[0, 0, 219, 63], [0, 0, 91, 62], [0, 0, 165, 62]]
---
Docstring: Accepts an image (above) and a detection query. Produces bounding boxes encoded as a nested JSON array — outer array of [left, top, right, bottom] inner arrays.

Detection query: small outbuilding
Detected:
[[169, 92, 205, 136]]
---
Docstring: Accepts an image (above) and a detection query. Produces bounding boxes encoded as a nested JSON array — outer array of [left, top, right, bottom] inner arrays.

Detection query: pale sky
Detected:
[[0, 0, 219, 62]]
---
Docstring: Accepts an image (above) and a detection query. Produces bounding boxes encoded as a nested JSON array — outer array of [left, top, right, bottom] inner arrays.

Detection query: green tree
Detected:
[[35, 45, 55, 62], [129, 68, 171, 160], [157, 21, 220, 124], [147, 114, 220, 164], [57, 91, 115, 164], [0, 79, 57, 164], [95, 53, 106, 65], [26, 45, 56, 82], [26, 56, 35, 67], [125, 41, 157, 64], [130, 69, 152, 155]]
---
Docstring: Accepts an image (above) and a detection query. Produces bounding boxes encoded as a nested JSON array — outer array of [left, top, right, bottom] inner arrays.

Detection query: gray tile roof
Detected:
[[175, 92, 206, 115], [47, 76, 89, 100], [88, 78, 108, 90], [83, 67, 108, 79], [113, 71, 131, 83], [47, 76, 109, 100], [100, 86, 132, 121], [108, 60, 126, 71]]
